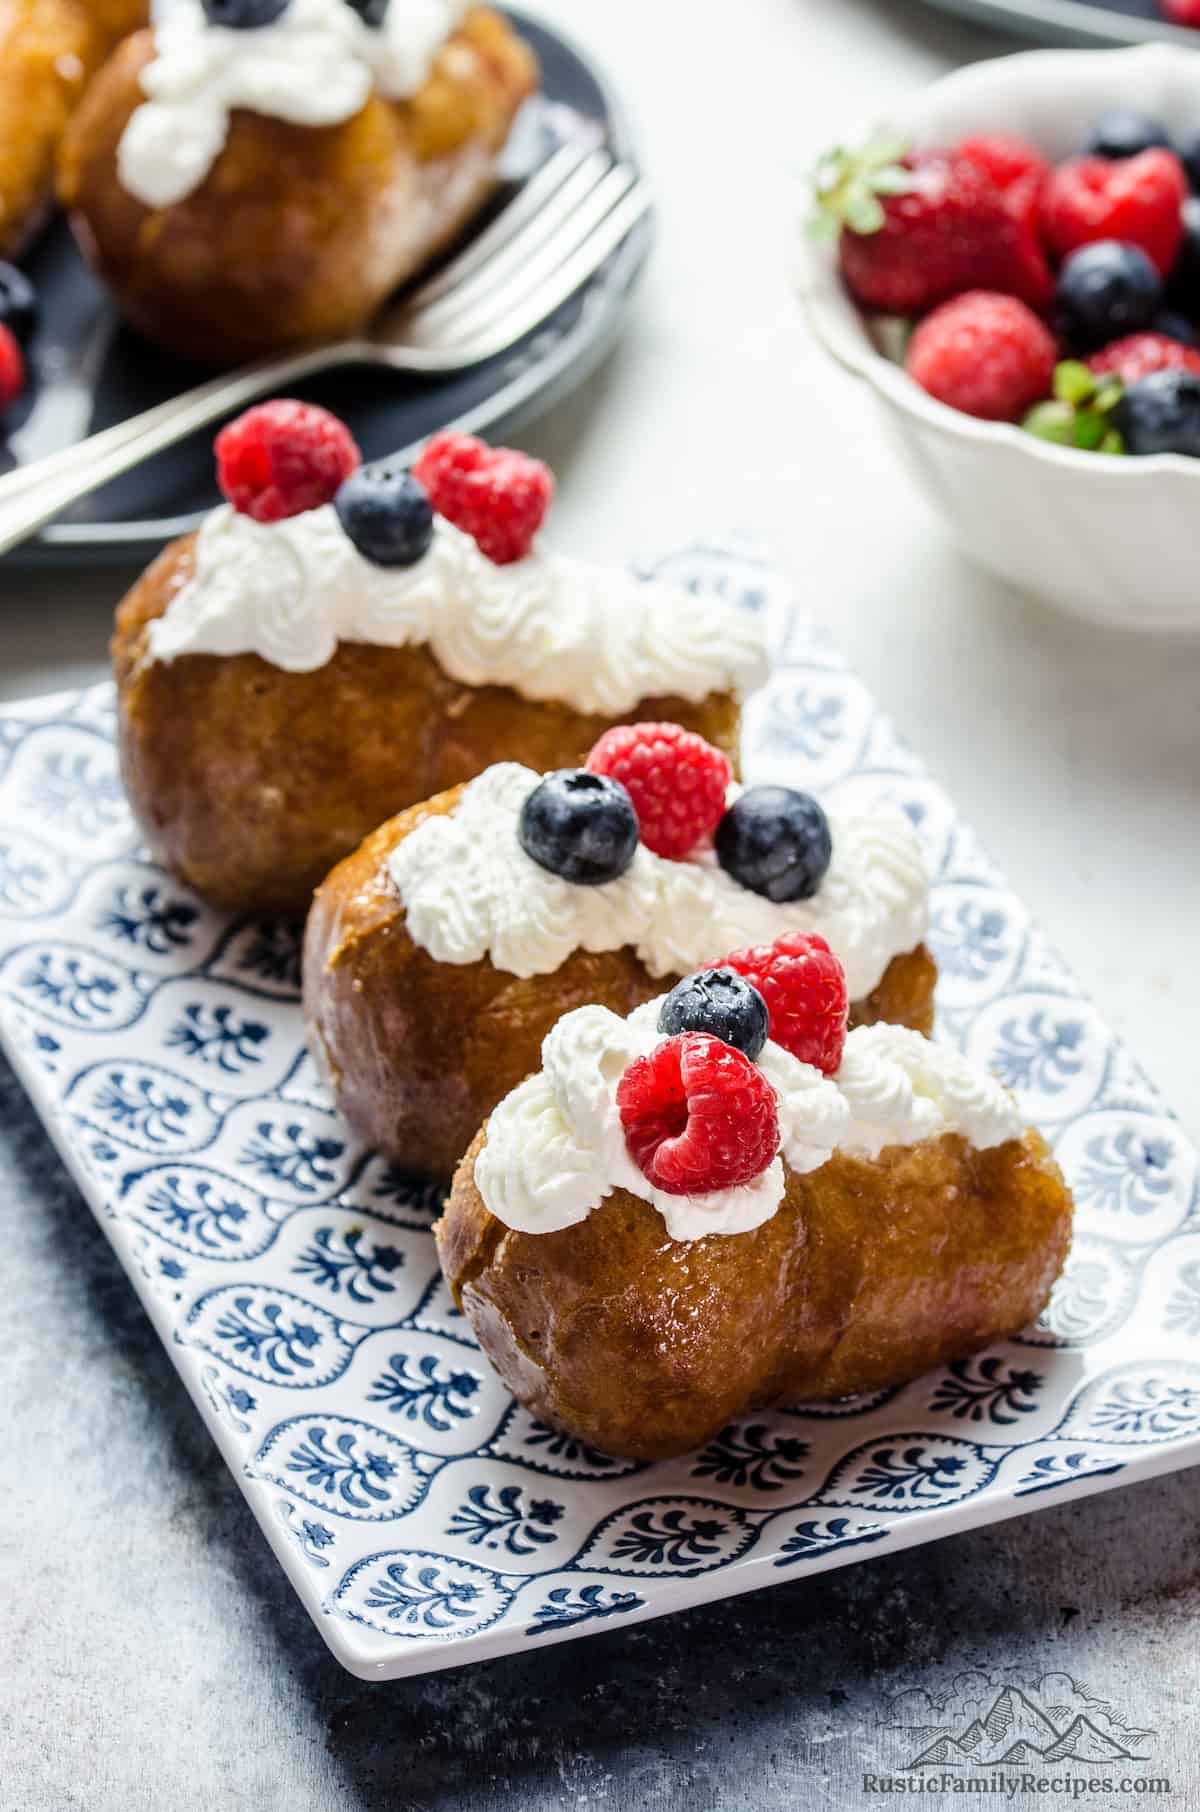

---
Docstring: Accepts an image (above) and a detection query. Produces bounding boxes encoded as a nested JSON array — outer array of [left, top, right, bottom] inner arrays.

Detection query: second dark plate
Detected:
[[6, 9, 651, 564], [916, 0, 1200, 49]]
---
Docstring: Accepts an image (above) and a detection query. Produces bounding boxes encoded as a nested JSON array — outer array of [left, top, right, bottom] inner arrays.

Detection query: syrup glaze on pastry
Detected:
[[116, 0, 468, 208], [114, 420, 763, 915], [303, 759, 937, 1176], [386, 762, 925, 996], [144, 511, 768, 715], [59, 5, 538, 361], [437, 970, 1073, 1460], [473, 1001, 1022, 1241], [442, 1121, 1073, 1460], [0, 0, 146, 257]]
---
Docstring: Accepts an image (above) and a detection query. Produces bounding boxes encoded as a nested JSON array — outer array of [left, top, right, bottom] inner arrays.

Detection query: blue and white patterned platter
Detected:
[[1, 546, 1198, 1682]]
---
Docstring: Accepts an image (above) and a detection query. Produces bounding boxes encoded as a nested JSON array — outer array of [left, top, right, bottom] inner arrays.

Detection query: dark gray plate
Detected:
[[5, 8, 651, 565], [917, 0, 1200, 49]]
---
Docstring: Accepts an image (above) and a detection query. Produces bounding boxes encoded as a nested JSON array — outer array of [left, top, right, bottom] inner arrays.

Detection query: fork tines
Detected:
[[380, 146, 652, 365]]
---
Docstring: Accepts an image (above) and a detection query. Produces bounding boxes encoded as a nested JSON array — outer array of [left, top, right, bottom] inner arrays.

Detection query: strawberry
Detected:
[[814, 141, 1052, 314], [1041, 149, 1188, 276]]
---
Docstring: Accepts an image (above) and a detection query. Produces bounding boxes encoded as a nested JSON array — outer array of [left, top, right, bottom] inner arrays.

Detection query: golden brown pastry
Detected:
[[113, 419, 768, 916], [437, 991, 1073, 1461], [303, 759, 937, 1178], [0, 0, 146, 257], [59, 4, 537, 362]]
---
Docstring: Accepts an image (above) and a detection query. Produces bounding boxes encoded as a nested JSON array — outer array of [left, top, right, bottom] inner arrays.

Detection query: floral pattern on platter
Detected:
[[0, 548, 1198, 1683]]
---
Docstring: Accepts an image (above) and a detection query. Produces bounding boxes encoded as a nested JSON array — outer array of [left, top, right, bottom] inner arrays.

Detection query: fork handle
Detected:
[[0, 340, 362, 556]]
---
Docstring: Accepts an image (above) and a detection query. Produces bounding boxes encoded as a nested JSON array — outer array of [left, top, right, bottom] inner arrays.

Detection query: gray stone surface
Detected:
[[3, 1, 1200, 1806]]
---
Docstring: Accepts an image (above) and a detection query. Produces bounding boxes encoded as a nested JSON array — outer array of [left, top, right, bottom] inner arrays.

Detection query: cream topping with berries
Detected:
[[386, 762, 927, 999], [119, 0, 469, 209], [145, 508, 769, 715], [475, 1001, 1024, 1243]]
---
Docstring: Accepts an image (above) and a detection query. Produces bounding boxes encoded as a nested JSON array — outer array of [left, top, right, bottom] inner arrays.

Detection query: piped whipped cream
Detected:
[[475, 1001, 1024, 1243], [388, 762, 927, 998], [147, 509, 770, 716], [119, 0, 468, 208]]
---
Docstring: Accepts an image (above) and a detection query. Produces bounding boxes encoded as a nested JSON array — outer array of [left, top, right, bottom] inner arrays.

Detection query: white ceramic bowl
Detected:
[[801, 44, 1200, 632]]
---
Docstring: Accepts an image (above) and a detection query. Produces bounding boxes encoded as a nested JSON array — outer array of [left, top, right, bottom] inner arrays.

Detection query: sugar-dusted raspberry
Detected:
[[215, 399, 360, 523], [906, 290, 1057, 422], [1041, 149, 1187, 276], [586, 722, 732, 859], [617, 1032, 779, 1196], [717, 932, 849, 1075], [0, 322, 24, 411], [1088, 331, 1200, 385], [412, 429, 553, 564]]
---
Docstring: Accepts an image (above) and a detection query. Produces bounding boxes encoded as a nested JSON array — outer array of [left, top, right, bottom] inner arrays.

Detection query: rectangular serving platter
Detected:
[[1, 543, 1198, 1681]]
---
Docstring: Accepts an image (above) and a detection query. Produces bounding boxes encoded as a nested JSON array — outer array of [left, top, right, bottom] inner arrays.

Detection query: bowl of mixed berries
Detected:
[[802, 44, 1200, 630]]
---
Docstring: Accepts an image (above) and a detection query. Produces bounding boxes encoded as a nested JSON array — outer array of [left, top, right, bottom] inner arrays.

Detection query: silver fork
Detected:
[[0, 144, 652, 556]]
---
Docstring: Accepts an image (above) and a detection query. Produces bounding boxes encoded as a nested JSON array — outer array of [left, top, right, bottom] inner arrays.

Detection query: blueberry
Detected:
[[657, 968, 769, 1061], [518, 770, 639, 885], [335, 464, 433, 567], [201, 0, 289, 26], [1113, 368, 1200, 456], [1154, 309, 1199, 347], [1177, 128, 1200, 193], [0, 264, 36, 346], [1055, 241, 1161, 353], [1081, 108, 1173, 160], [344, 0, 388, 20], [1167, 195, 1200, 318], [714, 786, 832, 904]]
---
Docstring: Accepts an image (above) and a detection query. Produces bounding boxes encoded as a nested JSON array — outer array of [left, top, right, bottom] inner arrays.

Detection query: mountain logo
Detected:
[[884, 1674, 1156, 1771]]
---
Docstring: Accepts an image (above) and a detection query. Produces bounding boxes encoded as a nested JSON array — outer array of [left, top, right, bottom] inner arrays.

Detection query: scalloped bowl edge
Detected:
[[800, 43, 1200, 631]]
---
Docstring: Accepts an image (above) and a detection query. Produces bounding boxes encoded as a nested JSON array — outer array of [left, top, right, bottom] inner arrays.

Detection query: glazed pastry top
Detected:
[[475, 1000, 1025, 1243], [146, 508, 770, 715], [118, 0, 468, 206], [387, 761, 927, 996]]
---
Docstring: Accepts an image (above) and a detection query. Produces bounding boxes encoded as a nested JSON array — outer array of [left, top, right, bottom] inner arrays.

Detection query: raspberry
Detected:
[[412, 430, 553, 564], [617, 1032, 779, 1196], [716, 932, 849, 1075], [1162, 0, 1200, 22], [906, 290, 1057, 422], [412, 426, 486, 491], [586, 722, 731, 860], [1040, 149, 1187, 276], [215, 399, 360, 523], [0, 323, 24, 410], [1089, 331, 1200, 384], [955, 132, 1049, 194]]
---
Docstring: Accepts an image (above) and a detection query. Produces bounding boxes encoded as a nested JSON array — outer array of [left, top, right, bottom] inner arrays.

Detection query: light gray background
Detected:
[[2, 2, 1199, 1808]]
